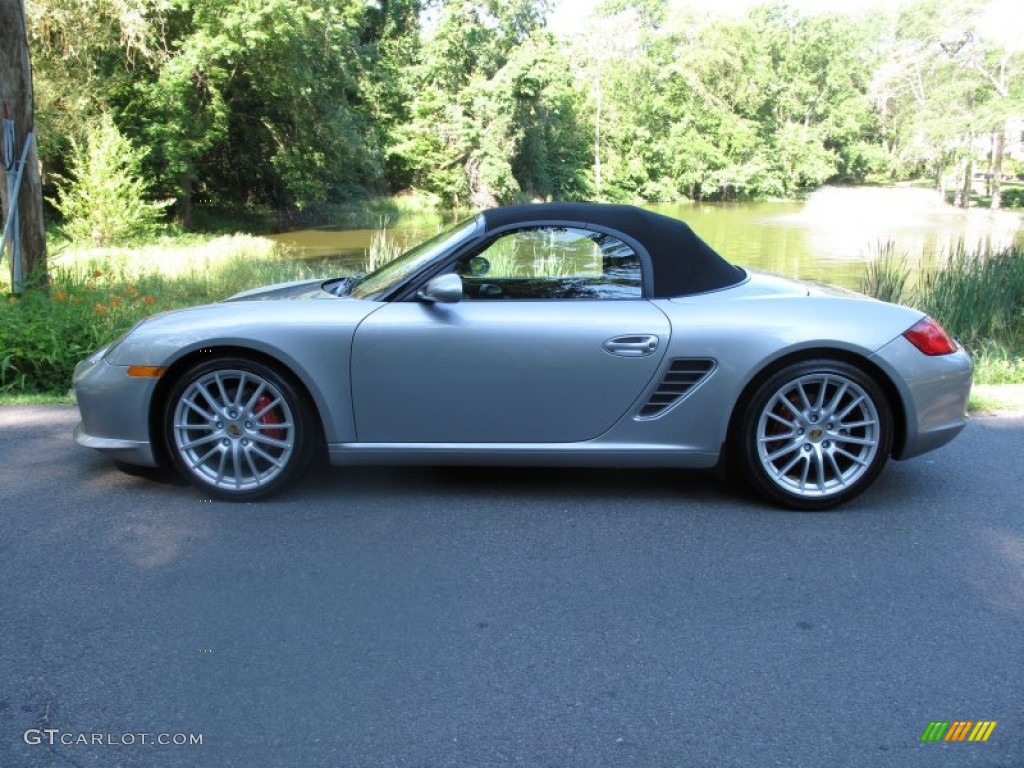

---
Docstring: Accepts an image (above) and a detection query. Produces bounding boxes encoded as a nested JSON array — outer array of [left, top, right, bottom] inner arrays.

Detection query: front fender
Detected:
[[107, 299, 380, 443]]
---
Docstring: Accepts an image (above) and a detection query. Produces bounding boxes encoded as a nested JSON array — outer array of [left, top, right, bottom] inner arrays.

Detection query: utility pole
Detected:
[[0, 0, 48, 293]]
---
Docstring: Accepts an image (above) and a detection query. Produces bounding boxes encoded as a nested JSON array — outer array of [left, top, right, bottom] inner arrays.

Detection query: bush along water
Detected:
[[861, 241, 1024, 384]]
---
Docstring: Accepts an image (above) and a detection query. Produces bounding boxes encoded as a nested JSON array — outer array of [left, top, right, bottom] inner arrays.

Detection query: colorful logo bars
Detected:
[[921, 721, 997, 742]]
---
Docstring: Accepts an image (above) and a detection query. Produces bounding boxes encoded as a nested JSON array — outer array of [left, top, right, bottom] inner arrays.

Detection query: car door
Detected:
[[350, 226, 671, 444]]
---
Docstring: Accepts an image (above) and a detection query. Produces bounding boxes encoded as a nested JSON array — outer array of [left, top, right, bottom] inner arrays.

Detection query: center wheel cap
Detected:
[[227, 423, 242, 437], [809, 427, 824, 440]]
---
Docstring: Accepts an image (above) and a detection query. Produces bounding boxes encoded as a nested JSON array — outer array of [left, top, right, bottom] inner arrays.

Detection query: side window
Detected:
[[456, 227, 643, 300]]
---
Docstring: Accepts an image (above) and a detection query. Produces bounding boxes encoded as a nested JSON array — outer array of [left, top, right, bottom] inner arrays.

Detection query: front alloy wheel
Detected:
[[737, 360, 892, 510], [165, 357, 314, 500]]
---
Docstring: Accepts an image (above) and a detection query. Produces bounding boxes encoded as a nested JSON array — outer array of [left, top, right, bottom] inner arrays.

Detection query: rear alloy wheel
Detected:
[[737, 360, 892, 510], [164, 357, 315, 500]]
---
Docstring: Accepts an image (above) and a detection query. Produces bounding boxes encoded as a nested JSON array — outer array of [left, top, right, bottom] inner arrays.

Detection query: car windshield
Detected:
[[346, 216, 480, 300]]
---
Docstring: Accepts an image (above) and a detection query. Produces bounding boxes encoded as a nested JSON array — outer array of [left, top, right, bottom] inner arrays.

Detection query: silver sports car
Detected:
[[73, 203, 972, 510]]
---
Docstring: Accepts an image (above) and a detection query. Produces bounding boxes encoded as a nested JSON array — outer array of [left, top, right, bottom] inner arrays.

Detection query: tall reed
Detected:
[[861, 240, 1024, 382]]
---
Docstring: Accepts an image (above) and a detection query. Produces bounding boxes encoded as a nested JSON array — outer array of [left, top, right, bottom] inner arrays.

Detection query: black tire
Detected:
[[734, 359, 893, 511], [162, 356, 316, 500]]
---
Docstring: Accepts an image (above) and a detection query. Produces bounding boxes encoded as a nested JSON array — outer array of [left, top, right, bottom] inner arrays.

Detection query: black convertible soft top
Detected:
[[480, 202, 745, 298]]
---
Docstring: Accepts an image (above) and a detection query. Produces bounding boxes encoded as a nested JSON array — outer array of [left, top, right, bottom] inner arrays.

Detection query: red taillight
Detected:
[[903, 317, 957, 356]]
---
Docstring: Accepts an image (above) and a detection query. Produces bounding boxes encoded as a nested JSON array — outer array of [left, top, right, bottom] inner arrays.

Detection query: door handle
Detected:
[[603, 335, 659, 357]]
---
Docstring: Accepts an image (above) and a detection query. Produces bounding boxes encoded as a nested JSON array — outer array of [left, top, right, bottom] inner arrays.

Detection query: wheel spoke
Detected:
[[195, 380, 222, 413], [213, 373, 231, 409], [813, 451, 826, 492], [837, 418, 875, 430], [825, 452, 846, 486], [191, 444, 220, 470], [832, 434, 877, 447], [243, 381, 267, 415], [796, 382, 813, 412], [233, 373, 249, 407], [175, 422, 215, 431], [776, 451, 804, 479], [250, 433, 291, 450], [824, 381, 849, 416], [254, 421, 293, 432], [181, 433, 222, 451], [813, 376, 829, 410], [250, 443, 285, 468], [213, 448, 229, 485], [766, 410, 796, 429], [243, 447, 263, 484], [765, 441, 801, 462], [231, 442, 242, 489], [254, 397, 282, 419], [182, 396, 215, 422], [835, 394, 865, 421], [833, 446, 869, 466], [798, 456, 811, 490]]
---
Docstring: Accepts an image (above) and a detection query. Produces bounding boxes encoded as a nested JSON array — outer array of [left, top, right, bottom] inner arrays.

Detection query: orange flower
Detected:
[[53, 290, 69, 301], [126, 285, 139, 296], [143, 296, 156, 305], [93, 303, 108, 314], [92, 269, 103, 278], [110, 297, 122, 308]]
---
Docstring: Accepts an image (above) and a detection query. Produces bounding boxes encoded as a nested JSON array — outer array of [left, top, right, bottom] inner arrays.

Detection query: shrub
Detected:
[[50, 114, 171, 246], [999, 187, 1024, 208]]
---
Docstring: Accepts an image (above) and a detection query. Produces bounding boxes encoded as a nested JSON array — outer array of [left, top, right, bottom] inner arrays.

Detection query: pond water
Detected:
[[267, 186, 1023, 290]]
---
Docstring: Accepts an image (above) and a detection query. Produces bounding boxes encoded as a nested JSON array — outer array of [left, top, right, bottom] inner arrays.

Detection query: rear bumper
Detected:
[[870, 336, 972, 460]]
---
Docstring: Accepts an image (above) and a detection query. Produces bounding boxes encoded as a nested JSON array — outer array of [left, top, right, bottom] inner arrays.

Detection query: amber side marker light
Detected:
[[126, 366, 167, 378], [903, 317, 957, 356]]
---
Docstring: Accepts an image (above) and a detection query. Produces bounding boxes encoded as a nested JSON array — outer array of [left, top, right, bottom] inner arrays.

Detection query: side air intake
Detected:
[[637, 358, 715, 418]]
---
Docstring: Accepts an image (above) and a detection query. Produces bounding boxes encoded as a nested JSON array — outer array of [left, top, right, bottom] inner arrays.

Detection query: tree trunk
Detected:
[[954, 155, 972, 209], [990, 130, 1004, 211], [0, 0, 48, 292], [465, 156, 498, 210], [177, 173, 194, 231]]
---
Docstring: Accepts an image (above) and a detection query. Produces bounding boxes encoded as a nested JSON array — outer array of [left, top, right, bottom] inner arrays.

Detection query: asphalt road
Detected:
[[1, 405, 1021, 768]]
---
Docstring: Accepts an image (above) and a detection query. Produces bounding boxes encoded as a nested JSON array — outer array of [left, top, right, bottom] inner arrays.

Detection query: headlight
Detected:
[[105, 320, 150, 358]]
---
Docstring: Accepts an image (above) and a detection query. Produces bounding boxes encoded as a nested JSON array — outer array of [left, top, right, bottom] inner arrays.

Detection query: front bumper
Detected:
[[72, 356, 160, 468], [73, 422, 157, 466], [870, 336, 973, 460]]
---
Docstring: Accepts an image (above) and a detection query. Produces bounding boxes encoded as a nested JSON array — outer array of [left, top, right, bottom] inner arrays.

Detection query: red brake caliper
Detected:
[[255, 395, 284, 440]]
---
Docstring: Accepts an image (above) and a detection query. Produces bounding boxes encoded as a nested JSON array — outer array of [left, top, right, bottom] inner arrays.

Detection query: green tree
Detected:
[[51, 113, 169, 244]]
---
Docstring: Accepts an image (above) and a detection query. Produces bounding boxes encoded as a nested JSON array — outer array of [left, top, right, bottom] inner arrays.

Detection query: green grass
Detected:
[[969, 384, 1024, 413], [0, 392, 76, 406]]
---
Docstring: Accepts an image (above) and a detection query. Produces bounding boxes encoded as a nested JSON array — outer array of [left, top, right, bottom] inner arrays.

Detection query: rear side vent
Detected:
[[637, 358, 715, 418]]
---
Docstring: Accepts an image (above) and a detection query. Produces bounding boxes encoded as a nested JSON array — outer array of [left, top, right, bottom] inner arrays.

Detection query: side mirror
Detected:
[[417, 273, 463, 304]]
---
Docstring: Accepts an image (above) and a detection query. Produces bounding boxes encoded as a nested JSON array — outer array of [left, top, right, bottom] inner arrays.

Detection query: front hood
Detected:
[[225, 278, 333, 301]]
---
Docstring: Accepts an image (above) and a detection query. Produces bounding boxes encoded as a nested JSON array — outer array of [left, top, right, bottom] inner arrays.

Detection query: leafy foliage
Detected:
[[50, 115, 170, 245], [23, 0, 1024, 214]]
